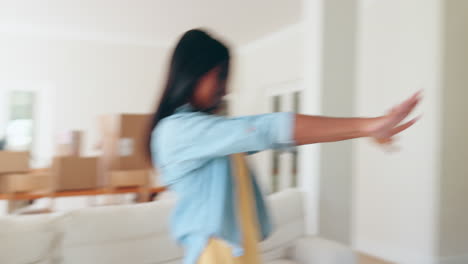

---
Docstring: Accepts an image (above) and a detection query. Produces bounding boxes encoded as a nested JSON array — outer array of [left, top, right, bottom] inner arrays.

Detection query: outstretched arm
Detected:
[[293, 91, 421, 146]]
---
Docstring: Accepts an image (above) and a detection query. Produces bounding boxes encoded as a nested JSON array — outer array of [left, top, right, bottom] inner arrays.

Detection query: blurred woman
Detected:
[[147, 29, 420, 264]]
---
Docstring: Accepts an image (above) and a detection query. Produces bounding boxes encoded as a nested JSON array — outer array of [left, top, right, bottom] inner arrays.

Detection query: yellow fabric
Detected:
[[197, 153, 261, 264], [197, 239, 242, 264]]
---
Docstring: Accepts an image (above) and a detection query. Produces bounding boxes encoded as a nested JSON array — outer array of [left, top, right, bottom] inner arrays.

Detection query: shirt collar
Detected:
[[174, 103, 196, 113]]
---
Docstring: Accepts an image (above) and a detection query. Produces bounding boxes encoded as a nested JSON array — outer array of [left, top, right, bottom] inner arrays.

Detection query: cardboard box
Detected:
[[109, 170, 151, 188], [52, 156, 99, 191], [0, 172, 51, 193], [99, 114, 152, 186], [0, 151, 29, 174], [55, 130, 82, 157]]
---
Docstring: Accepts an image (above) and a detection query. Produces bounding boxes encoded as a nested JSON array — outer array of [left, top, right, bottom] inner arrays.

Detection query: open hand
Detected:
[[365, 91, 422, 147]]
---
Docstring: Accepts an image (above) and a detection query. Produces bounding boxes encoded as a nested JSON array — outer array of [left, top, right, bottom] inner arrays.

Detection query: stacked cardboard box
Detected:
[[0, 151, 29, 174], [55, 130, 82, 157], [0, 172, 51, 193], [51, 156, 99, 191], [109, 170, 150, 188], [0, 151, 51, 194], [99, 114, 153, 187], [51, 130, 100, 191]]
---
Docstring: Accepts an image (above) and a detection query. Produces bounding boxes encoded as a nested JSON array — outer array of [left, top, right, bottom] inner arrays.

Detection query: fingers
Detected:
[[372, 114, 420, 153], [399, 92, 421, 116], [405, 91, 423, 110], [404, 91, 423, 107], [372, 92, 422, 152], [390, 91, 422, 126], [390, 116, 421, 136]]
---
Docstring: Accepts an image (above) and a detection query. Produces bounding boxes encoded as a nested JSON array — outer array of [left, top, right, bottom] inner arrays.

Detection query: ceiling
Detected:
[[0, 0, 302, 47]]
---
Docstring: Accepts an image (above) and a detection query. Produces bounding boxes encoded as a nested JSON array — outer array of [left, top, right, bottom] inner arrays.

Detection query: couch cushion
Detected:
[[261, 218, 304, 261], [61, 199, 183, 264], [267, 189, 304, 228], [261, 188, 305, 262], [62, 199, 175, 245], [0, 213, 63, 264], [62, 235, 183, 264]]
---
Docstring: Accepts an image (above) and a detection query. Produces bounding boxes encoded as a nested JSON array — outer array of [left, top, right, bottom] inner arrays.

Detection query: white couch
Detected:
[[0, 189, 357, 264]]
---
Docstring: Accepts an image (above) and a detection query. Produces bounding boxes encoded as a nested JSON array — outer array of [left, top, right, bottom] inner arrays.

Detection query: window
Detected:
[[2, 91, 35, 151], [271, 95, 281, 192], [291, 91, 301, 187], [270, 89, 302, 192]]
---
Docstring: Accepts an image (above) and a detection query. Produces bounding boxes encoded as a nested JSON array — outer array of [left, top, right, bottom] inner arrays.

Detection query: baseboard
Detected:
[[354, 239, 436, 264], [438, 254, 468, 264], [355, 239, 468, 264]]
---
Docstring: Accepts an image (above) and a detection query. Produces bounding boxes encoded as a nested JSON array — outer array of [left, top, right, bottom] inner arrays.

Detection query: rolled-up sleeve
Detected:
[[158, 111, 296, 164]]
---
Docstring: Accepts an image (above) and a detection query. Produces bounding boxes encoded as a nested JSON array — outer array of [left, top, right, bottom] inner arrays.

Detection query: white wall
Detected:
[[0, 33, 170, 164], [233, 23, 305, 115], [353, 0, 441, 263], [439, 0, 468, 261]]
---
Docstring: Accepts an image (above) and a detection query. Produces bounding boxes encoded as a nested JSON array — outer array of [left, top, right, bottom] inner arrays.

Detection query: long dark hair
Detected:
[[146, 29, 230, 161]]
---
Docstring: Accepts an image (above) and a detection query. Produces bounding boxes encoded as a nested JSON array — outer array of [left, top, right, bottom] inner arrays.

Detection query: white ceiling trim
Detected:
[[0, 24, 172, 48]]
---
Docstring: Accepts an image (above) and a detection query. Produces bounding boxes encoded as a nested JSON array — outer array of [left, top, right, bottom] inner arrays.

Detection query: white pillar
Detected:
[[300, 0, 324, 236], [352, 0, 441, 262]]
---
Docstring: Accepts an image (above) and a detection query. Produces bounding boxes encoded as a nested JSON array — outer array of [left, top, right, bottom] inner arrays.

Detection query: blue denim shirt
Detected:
[[151, 104, 295, 264]]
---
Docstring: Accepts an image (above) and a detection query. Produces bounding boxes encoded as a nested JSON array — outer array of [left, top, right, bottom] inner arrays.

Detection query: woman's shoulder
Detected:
[[152, 112, 209, 141], [150, 114, 193, 165], [150, 112, 218, 169], [159, 112, 226, 132], [157, 112, 204, 129]]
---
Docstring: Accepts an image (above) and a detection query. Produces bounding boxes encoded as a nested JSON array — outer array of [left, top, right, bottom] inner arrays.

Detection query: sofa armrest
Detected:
[[289, 236, 357, 264]]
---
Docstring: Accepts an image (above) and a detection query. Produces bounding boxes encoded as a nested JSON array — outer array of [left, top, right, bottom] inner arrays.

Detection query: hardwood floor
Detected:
[[359, 253, 395, 264]]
